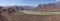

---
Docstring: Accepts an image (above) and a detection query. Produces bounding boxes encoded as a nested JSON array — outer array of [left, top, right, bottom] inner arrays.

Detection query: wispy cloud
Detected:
[[56, 0, 60, 2], [0, 0, 56, 6]]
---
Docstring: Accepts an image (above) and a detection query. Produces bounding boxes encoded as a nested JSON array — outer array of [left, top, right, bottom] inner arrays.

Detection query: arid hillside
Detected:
[[0, 6, 60, 21], [35, 2, 60, 12]]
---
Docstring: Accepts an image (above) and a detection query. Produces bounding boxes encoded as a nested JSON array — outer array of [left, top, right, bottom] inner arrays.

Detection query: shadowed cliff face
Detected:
[[0, 6, 17, 21], [0, 6, 7, 21]]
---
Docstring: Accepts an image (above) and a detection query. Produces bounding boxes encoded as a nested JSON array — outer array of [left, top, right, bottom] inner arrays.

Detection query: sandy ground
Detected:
[[0, 11, 53, 21], [0, 11, 60, 21]]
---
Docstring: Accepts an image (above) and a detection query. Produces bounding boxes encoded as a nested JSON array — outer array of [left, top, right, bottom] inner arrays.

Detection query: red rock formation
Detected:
[[36, 2, 60, 12]]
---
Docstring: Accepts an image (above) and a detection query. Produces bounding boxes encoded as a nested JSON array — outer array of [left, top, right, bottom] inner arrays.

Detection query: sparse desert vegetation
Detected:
[[1, 4, 60, 21], [0, 1, 60, 21], [2, 10, 55, 21]]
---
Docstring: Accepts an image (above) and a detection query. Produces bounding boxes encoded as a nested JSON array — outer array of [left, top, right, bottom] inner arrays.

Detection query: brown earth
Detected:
[[0, 10, 60, 21], [1, 11, 60, 21], [0, 4, 59, 21]]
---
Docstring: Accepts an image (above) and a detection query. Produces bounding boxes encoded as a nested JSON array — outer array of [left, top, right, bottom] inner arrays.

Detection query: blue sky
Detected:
[[0, 0, 56, 6], [56, 0, 60, 2]]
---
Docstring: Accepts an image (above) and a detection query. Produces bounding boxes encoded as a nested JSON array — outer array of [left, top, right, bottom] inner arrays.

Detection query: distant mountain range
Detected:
[[35, 2, 60, 12], [7, 6, 35, 10], [0, 2, 60, 12], [15, 6, 35, 10]]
